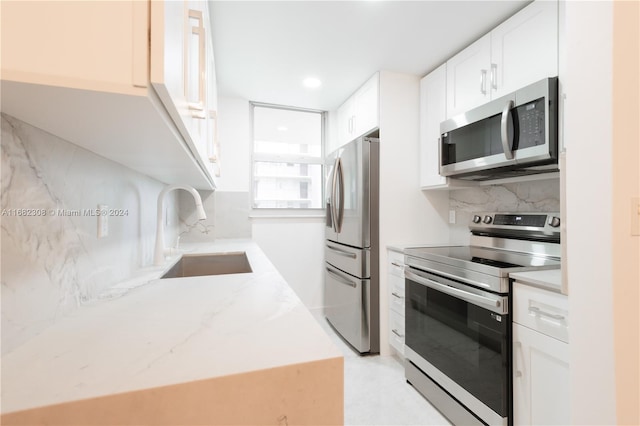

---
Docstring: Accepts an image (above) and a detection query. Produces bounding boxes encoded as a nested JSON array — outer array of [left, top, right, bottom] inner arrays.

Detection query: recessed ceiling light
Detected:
[[277, 126, 288, 131], [303, 77, 322, 89]]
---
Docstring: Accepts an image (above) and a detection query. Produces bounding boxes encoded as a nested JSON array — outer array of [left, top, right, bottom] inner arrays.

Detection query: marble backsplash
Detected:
[[449, 179, 561, 244], [1, 114, 180, 354], [178, 191, 251, 242]]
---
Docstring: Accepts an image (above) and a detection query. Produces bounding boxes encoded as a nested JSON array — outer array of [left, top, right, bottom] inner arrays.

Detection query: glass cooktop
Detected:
[[405, 246, 559, 270]]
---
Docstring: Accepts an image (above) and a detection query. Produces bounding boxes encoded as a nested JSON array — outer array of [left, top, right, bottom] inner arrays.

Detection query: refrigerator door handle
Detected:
[[330, 157, 340, 233], [335, 157, 345, 233]]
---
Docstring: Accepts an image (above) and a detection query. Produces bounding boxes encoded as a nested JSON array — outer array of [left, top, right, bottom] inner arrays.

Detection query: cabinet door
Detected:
[[445, 34, 491, 118], [354, 73, 379, 138], [150, 1, 189, 137], [2, 1, 145, 92], [184, 1, 209, 156], [513, 323, 570, 426], [336, 96, 356, 148], [491, 0, 558, 98], [420, 65, 448, 188]]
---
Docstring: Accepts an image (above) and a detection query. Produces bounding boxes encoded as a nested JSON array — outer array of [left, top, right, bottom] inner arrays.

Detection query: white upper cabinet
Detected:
[[420, 65, 448, 188], [335, 73, 379, 150], [445, 35, 492, 118], [336, 96, 356, 151], [1, 0, 217, 190], [353, 74, 380, 138], [490, 0, 558, 98], [446, 0, 558, 118]]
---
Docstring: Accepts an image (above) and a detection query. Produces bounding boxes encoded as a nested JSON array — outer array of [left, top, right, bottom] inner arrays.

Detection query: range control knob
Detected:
[[472, 215, 482, 224], [548, 216, 561, 227], [483, 215, 493, 224]]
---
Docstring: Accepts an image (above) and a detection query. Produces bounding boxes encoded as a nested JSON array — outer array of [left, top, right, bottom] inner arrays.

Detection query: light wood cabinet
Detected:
[[335, 73, 379, 150], [513, 281, 570, 425], [446, 0, 558, 118], [1, 0, 218, 190]]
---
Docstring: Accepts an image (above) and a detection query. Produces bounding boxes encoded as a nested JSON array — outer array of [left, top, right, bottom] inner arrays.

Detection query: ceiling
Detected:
[[208, 1, 530, 112]]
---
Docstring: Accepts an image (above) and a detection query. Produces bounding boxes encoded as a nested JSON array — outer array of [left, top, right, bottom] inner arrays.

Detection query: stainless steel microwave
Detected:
[[440, 77, 558, 181]]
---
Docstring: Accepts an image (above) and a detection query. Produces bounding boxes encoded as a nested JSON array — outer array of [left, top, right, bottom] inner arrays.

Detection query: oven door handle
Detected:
[[405, 270, 506, 314]]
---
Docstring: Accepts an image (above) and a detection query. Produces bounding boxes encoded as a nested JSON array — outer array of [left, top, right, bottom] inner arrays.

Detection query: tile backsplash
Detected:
[[1, 114, 179, 354], [449, 179, 560, 244]]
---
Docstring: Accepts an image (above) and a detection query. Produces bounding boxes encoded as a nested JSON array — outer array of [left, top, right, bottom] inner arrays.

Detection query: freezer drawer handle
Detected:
[[326, 268, 357, 288], [326, 245, 357, 258]]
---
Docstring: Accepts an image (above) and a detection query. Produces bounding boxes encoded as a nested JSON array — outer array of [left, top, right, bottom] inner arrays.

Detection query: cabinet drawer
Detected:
[[389, 310, 405, 355], [388, 274, 405, 315], [513, 281, 569, 343], [387, 249, 405, 278]]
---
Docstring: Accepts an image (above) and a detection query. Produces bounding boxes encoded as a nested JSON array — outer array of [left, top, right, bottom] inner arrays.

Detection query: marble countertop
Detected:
[[386, 242, 446, 253], [510, 269, 563, 293], [1, 239, 343, 414]]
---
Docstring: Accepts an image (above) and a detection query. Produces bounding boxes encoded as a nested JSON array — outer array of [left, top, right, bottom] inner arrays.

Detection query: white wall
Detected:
[[216, 97, 252, 192], [215, 96, 327, 309], [378, 71, 450, 355], [252, 217, 326, 309], [564, 2, 617, 424]]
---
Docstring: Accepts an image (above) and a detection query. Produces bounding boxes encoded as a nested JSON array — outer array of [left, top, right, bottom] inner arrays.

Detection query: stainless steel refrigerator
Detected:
[[324, 136, 379, 354]]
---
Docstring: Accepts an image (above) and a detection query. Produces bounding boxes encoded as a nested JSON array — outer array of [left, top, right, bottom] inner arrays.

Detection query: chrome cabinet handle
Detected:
[[528, 306, 565, 320], [391, 292, 403, 299], [491, 63, 498, 90], [480, 69, 487, 95], [326, 267, 356, 288], [391, 262, 403, 268], [326, 244, 356, 258], [501, 100, 515, 160], [392, 329, 404, 338], [513, 341, 523, 378], [186, 9, 206, 115]]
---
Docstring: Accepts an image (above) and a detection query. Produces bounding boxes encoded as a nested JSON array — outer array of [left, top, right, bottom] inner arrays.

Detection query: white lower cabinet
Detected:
[[512, 281, 570, 425], [387, 249, 405, 355]]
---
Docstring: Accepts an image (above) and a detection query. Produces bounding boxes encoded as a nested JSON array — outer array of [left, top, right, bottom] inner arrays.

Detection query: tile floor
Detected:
[[310, 309, 452, 426]]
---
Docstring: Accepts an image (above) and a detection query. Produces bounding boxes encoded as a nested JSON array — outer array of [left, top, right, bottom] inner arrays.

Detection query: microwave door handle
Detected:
[[501, 100, 515, 160]]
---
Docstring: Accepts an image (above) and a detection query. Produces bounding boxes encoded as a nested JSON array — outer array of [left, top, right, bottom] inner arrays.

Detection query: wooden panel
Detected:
[[1, 358, 344, 426]]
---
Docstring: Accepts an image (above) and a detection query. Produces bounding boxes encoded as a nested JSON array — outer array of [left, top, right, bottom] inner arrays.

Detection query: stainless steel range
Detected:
[[404, 212, 561, 426]]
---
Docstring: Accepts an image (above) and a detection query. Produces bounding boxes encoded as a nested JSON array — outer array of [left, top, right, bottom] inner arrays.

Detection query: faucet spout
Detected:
[[154, 184, 207, 266]]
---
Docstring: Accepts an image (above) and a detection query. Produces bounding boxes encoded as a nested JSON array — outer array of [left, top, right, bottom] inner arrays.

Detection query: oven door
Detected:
[[404, 267, 510, 426]]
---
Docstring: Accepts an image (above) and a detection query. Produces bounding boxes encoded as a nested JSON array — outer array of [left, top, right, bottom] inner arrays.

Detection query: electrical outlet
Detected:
[[98, 204, 108, 238], [449, 210, 456, 224]]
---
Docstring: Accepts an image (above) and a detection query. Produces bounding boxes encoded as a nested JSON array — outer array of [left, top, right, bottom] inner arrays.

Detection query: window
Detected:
[[251, 103, 325, 209]]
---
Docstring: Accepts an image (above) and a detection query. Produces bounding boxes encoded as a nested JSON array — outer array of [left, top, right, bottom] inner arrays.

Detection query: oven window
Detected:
[[405, 277, 510, 416]]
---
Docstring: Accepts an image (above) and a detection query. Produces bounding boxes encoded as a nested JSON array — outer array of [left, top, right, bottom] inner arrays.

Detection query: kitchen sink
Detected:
[[161, 252, 253, 279]]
